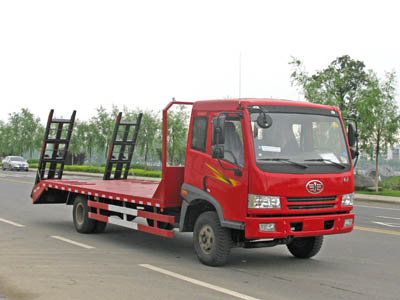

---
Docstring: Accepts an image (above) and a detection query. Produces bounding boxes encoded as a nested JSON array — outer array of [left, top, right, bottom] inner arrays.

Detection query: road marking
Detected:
[[354, 226, 400, 236], [139, 264, 259, 300], [51, 236, 95, 249], [376, 216, 400, 220], [372, 221, 400, 228], [0, 217, 26, 227], [0, 178, 32, 185], [355, 204, 400, 211]]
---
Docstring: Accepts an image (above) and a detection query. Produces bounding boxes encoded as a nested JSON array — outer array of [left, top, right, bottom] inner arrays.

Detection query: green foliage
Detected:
[[28, 163, 161, 177], [290, 55, 399, 192], [0, 109, 44, 159], [357, 71, 399, 192], [91, 105, 119, 158], [167, 105, 190, 165], [380, 176, 400, 190], [357, 71, 399, 158], [356, 189, 400, 197], [290, 55, 368, 118], [136, 110, 161, 168]]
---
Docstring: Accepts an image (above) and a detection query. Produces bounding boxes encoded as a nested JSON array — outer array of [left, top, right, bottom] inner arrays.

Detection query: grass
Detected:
[[28, 163, 161, 178], [356, 189, 400, 197]]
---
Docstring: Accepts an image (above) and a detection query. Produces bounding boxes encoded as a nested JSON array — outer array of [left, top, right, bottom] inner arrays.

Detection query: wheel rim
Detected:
[[76, 203, 84, 226], [199, 225, 215, 254]]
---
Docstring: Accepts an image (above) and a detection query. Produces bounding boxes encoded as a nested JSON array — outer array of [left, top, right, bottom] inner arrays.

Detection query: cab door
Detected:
[[184, 112, 249, 222]]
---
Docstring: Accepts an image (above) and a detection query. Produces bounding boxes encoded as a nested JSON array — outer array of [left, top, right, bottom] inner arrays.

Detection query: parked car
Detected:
[[2, 156, 29, 171]]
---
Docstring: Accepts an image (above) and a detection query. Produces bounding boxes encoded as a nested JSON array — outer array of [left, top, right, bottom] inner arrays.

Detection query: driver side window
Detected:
[[212, 118, 244, 168]]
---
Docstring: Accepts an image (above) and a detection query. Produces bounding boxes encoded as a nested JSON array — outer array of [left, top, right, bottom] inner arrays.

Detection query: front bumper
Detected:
[[245, 213, 354, 239]]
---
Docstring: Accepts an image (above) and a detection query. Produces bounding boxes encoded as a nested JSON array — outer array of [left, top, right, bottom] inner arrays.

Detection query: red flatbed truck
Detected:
[[32, 99, 357, 266]]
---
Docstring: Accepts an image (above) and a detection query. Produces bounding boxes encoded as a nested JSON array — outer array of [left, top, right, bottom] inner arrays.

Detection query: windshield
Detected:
[[251, 110, 350, 174], [10, 156, 25, 162]]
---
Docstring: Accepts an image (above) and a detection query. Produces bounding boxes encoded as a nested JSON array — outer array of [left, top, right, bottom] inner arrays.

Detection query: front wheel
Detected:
[[287, 236, 323, 258], [193, 211, 232, 266]]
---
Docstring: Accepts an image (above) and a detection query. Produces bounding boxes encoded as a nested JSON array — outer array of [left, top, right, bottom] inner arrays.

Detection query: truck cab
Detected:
[[181, 99, 355, 265]]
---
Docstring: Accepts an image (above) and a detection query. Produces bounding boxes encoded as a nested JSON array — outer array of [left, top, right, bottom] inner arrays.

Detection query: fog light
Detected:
[[344, 218, 353, 228], [259, 223, 276, 232]]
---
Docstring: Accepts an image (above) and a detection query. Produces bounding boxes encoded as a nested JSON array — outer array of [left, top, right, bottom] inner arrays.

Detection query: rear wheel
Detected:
[[73, 196, 96, 233], [287, 236, 323, 258], [193, 211, 232, 266], [93, 220, 107, 233]]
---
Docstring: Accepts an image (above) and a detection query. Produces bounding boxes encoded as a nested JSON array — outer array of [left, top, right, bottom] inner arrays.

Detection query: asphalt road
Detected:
[[0, 171, 399, 300]]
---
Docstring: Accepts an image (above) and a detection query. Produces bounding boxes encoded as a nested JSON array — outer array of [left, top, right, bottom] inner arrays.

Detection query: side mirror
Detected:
[[257, 113, 273, 128], [347, 123, 358, 148], [350, 149, 359, 160], [212, 114, 226, 159], [212, 114, 226, 145]]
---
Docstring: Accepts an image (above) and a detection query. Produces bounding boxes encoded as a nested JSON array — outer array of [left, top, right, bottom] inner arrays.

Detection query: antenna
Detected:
[[238, 53, 242, 100]]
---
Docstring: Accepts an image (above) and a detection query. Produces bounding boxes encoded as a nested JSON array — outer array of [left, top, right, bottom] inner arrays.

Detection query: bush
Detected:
[[27, 163, 161, 178], [130, 169, 161, 178], [381, 176, 400, 190], [28, 159, 40, 164]]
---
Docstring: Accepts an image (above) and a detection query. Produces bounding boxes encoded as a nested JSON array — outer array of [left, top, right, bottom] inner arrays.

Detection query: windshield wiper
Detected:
[[257, 158, 308, 169], [304, 158, 346, 169]]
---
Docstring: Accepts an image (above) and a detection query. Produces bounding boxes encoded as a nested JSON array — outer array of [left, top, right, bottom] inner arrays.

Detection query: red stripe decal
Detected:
[[88, 213, 108, 223], [138, 224, 174, 238], [138, 210, 174, 223], [88, 201, 109, 210]]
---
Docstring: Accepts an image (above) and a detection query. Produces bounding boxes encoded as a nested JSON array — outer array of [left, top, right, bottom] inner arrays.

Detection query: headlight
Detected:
[[342, 193, 354, 206], [248, 194, 281, 209]]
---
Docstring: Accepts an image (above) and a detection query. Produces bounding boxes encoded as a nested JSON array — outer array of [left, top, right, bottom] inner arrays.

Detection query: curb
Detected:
[[355, 194, 400, 205]]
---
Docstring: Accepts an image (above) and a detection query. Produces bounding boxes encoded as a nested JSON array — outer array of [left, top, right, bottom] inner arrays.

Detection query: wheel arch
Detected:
[[179, 183, 244, 232]]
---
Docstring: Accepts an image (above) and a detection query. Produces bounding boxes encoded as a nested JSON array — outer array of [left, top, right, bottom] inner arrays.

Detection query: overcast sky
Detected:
[[1, 0, 399, 123]]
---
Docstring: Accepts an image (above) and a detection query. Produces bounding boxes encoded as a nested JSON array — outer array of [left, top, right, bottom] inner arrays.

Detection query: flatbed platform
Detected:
[[32, 178, 164, 208]]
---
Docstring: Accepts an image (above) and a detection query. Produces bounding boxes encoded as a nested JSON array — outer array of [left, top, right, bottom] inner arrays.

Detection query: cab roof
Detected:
[[192, 98, 339, 112]]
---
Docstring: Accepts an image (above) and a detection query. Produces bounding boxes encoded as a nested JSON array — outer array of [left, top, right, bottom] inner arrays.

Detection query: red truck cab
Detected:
[[179, 99, 355, 265]]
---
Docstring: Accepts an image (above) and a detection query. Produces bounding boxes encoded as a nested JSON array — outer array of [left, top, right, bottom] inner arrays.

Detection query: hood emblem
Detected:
[[306, 180, 324, 194]]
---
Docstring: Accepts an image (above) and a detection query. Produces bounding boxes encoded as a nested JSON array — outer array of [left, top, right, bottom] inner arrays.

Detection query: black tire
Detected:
[[73, 196, 96, 233], [287, 236, 323, 258], [193, 211, 232, 266], [93, 220, 107, 233]]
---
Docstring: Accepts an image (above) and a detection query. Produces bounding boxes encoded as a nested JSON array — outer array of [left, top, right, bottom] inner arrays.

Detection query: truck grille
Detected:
[[286, 196, 337, 210]]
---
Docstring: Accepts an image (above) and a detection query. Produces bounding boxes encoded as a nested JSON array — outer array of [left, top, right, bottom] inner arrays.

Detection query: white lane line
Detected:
[[0, 217, 25, 227], [355, 204, 400, 211], [376, 216, 400, 220], [372, 221, 400, 228], [139, 264, 259, 300], [51, 236, 94, 249]]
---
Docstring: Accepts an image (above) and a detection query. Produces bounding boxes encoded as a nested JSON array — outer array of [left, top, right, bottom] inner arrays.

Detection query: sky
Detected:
[[1, 0, 400, 123]]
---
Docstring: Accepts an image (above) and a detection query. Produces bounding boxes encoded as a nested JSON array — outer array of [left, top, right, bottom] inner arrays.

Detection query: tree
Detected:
[[0, 121, 11, 157], [136, 110, 161, 168], [85, 121, 97, 165], [290, 56, 400, 191], [167, 106, 190, 165], [290, 55, 369, 118], [357, 71, 399, 192], [91, 106, 119, 159], [6, 108, 42, 158], [69, 121, 87, 165]]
